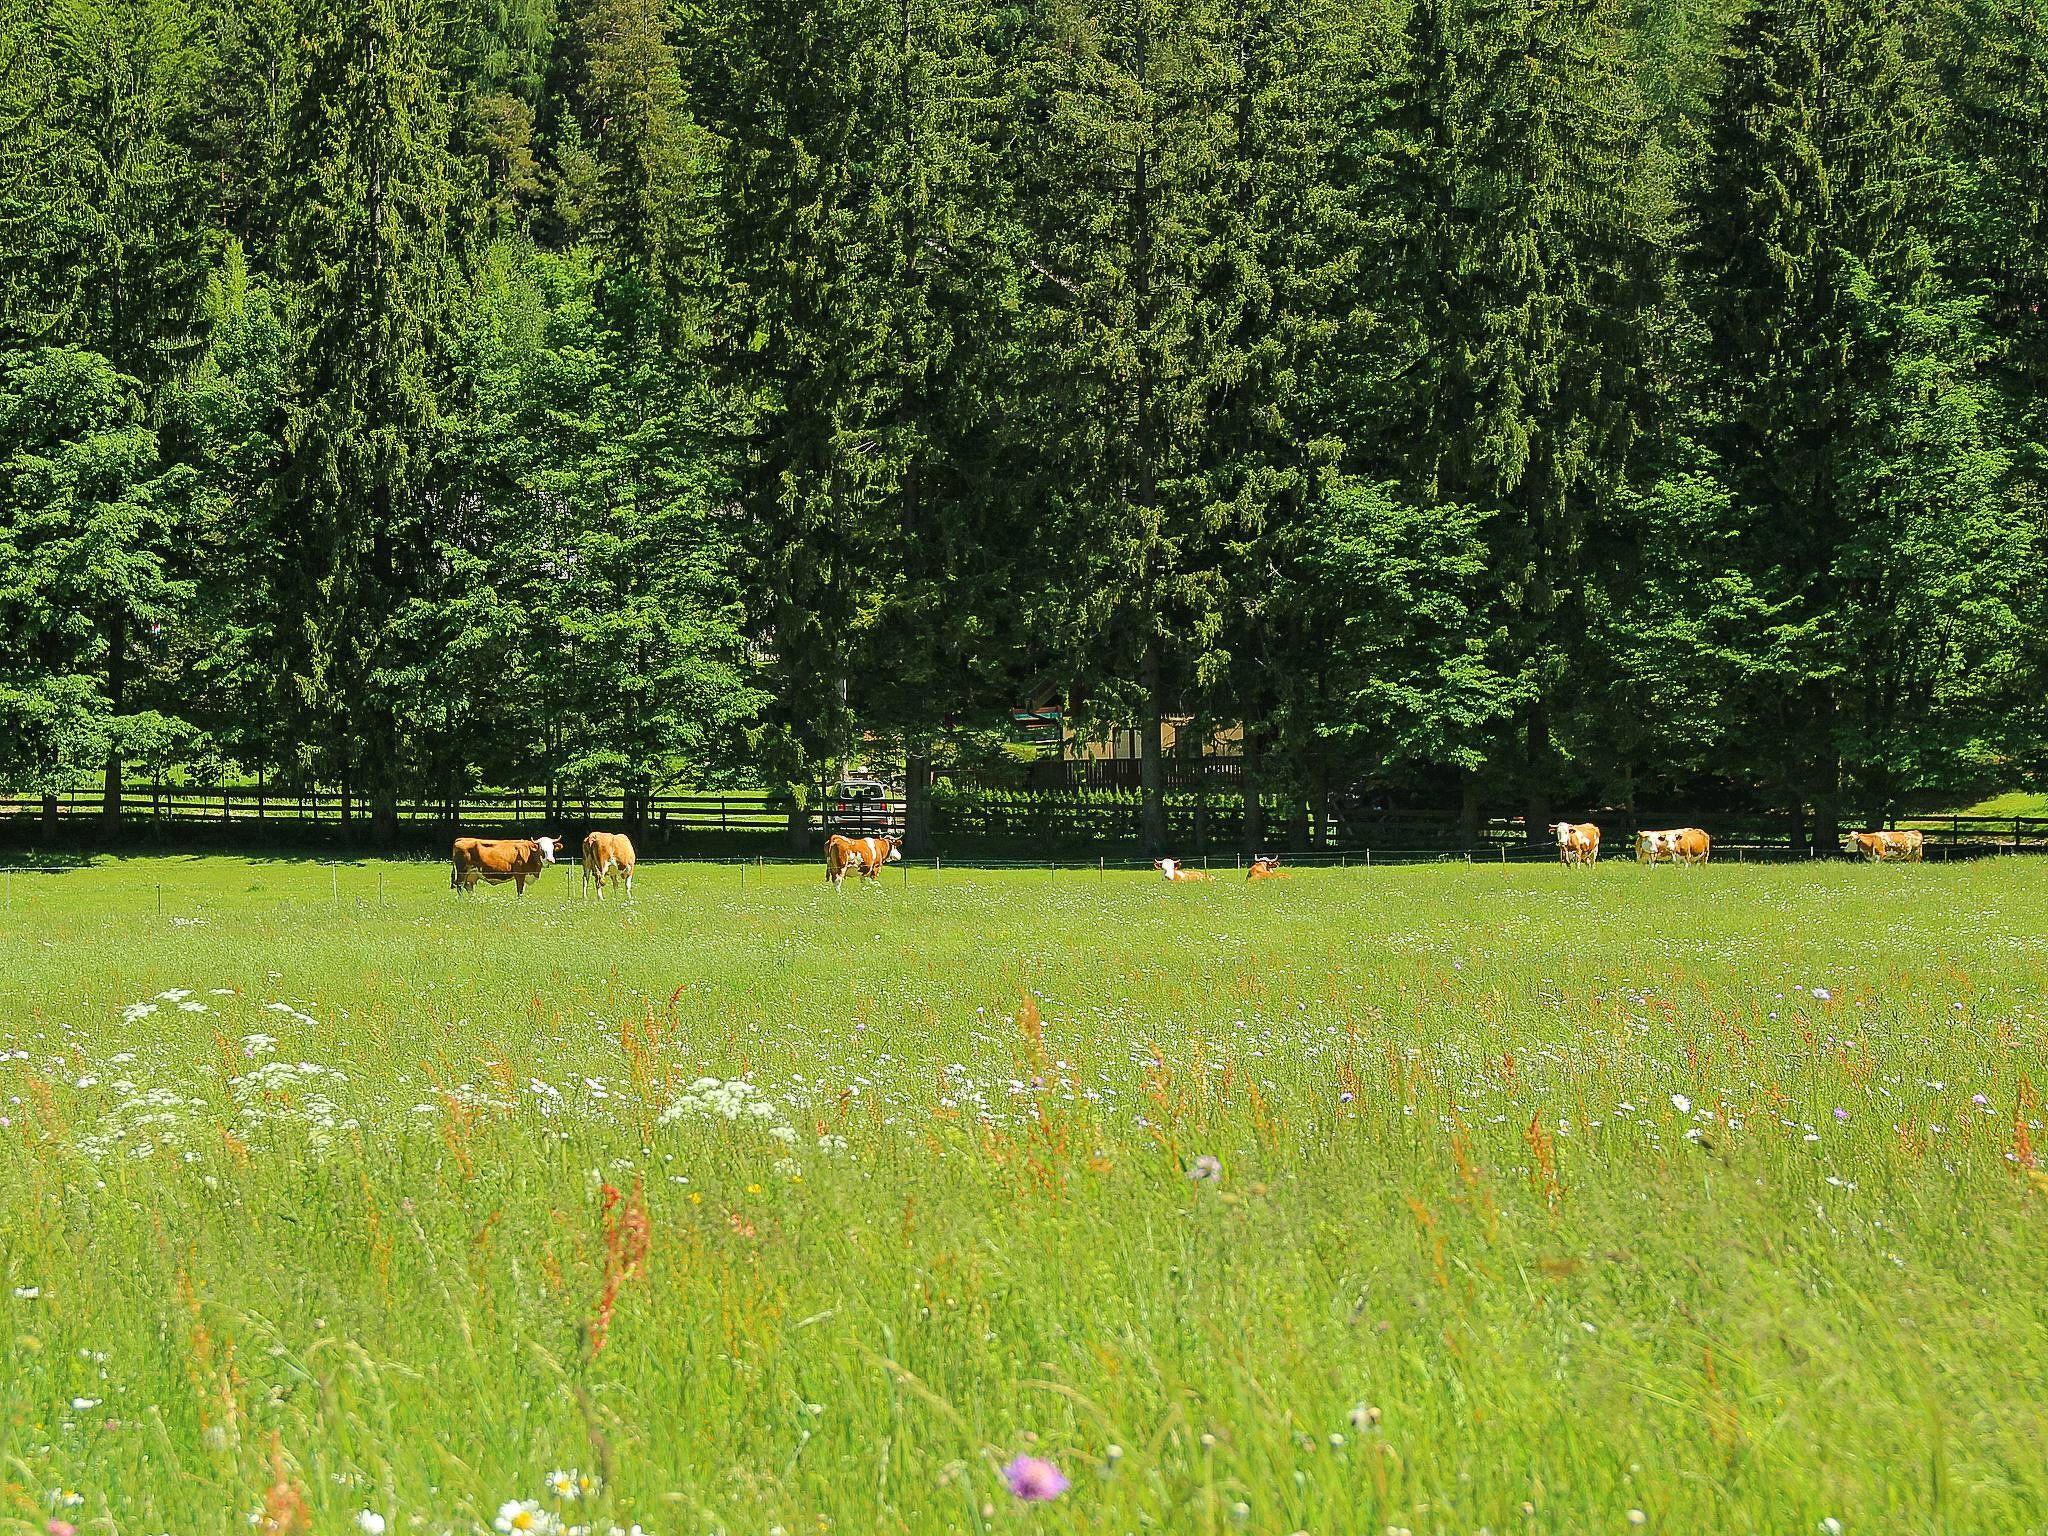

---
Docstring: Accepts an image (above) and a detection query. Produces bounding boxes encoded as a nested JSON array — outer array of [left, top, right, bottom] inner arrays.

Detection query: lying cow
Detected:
[[825, 833, 901, 890], [1850, 829, 1924, 863], [1635, 827, 1710, 866], [451, 835, 562, 894], [1552, 822, 1601, 867], [582, 830, 637, 898], [1247, 856, 1288, 881], [1155, 858, 1211, 882]]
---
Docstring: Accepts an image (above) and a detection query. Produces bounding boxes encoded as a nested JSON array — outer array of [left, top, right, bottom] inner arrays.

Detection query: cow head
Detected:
[[884, 838, 903, 863], [1155, 858, 1178, 879], [535, 836, 561, 863], [1552, 822, 1572, 843]]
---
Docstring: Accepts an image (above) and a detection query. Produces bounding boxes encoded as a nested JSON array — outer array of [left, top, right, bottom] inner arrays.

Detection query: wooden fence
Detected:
[[5, 785, 2046, 857]]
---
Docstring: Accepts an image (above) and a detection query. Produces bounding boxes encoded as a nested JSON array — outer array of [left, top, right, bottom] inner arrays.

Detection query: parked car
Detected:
[[826, 778, 903, 835]]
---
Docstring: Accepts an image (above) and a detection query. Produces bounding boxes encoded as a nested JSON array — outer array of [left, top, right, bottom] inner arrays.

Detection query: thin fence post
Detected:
[[331, 865, 338, 903], [1365, 849, 1371, 869], [156, 883, 162, 918]]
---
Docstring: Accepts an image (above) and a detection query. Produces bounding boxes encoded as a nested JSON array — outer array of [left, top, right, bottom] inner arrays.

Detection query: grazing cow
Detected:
[[1552, 822, 1601, 867], [581, 830, 637, 899], [1850, 829, 1925, 863], [1247, 856, 1288, 881], [1635, 827, 1711, 866], [825, 833, 901, 890], [451, 835, 561, 894], [1155, 858, 1212, 882]]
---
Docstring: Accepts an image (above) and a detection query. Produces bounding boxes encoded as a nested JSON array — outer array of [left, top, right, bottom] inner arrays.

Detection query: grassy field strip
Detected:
[[2, 858, 2044, 1534]]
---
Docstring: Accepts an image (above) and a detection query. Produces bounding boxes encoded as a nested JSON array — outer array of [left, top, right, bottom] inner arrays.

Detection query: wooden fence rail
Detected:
[[5, 786, 2047, 855]]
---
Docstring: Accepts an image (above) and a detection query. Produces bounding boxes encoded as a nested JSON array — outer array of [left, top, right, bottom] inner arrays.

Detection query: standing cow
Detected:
[[451, 836, 561, 894], [1635, 827, 1711, 866], [582, 830, 637, 898], [826, 833, 901, 889], [1849, 829, 1924, 863], [1552, 822, 1601, 867]]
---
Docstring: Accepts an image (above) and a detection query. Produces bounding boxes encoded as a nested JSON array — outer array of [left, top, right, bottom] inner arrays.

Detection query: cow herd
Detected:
[[444, 819, 1929, 899], [1549, 821, 1926, 866], [449, 831, 638, 897]]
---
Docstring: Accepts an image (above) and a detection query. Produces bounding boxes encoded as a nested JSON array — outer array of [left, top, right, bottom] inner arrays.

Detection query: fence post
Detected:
[[1365, 848, 1371, 869]]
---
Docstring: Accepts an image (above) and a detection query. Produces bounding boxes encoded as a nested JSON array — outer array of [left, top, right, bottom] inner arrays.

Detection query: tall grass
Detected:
[[1, 857, 2043, 1534]]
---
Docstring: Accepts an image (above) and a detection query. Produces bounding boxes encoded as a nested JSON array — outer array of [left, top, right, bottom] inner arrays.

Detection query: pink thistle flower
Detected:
[[1003, 1455, 1070, 1502], [49, 1522, 77, 1536]]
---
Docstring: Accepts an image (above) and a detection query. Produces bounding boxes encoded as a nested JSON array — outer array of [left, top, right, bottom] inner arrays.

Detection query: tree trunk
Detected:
[[1459, 774, 1482, 848], [41, 793, 58, 834], [372, 788, 398, 848], [903, 747, 933, 858], [101, 611, 125, 833], [1138, 641, 1167, 856], [786, 797, 810, 855], [1309, 749, 1329, 849], [1239, 725, 1265, 857], [1523, 703, 1551, 847]]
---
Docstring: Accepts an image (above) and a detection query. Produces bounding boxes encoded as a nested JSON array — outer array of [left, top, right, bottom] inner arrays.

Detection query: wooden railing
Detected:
[[5, 785, 2047, 856]]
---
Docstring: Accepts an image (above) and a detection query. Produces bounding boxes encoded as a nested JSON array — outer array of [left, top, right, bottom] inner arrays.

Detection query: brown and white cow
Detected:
[[825, 833, 901, 890], [451, 835, 562, 894], [1849, 829, 1924, 863], [1635, 827, 1711, 866], [1154, 858, 1212, 882], [1247, 856, 1288, 881], [582, 830, 637, 898], [1552, 822, 1601, 867]]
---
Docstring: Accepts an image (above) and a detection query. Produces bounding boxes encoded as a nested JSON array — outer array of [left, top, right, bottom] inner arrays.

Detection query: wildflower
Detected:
[[495, 1501, 562, 1536], [1328, 1432, 1346, 1448], [49, 1493, 83, 1511], [1104, 1444, 1123, 1466], [1628, 1513, 1647, 1527], [1972, 1093, 1990, 1108], [1349, 1403, 1381, 1429], [1002, 1456, 1070, 1503], [1670, 1094, 1691, 1114], [13, 1286, 40, 1300], [356, 1514, 387, 1535], [546, 1470, 596, 1502], [1820, 1522, 1842, 1536], [1339, 1092, 1355, 1104], [1812, 987, 1831, 1001], [48, 1523, 75, 1536], [1188, 1155, 1223, 1182], [1833, 1108, 1849, 1122]]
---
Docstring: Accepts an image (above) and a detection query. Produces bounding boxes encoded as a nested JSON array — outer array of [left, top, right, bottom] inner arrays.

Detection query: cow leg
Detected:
[[515, 874, 527, 895]]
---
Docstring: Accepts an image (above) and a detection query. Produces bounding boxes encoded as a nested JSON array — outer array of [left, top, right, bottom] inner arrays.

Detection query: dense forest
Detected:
[[0, 0, 2044, 851]]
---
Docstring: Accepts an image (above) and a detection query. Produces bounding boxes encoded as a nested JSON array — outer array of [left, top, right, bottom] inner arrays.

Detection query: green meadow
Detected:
[[2, 855, 2044, 1536]]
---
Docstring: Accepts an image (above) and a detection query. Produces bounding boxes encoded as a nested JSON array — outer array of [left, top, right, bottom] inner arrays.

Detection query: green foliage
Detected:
[[0, 0, 2045, 836]]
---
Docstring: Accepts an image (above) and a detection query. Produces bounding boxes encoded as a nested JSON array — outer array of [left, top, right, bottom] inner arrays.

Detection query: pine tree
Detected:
[[270, 0, 454, 840], [1009, 0, 1252, 855], [1362, 0, 1668, 835], [1692, 0, 2025, 841]]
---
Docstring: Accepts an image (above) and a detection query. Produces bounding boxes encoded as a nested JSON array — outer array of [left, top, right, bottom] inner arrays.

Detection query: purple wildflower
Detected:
[[1004, 1456, 1070, 1502], [1833, 1107, 1849, 1122], [1188, 1154, 1223, 1182], [1971, 1093, 1990, 1107]]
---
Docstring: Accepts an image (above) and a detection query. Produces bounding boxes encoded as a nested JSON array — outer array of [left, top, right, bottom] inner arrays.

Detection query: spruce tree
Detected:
[[271, 0, 454, 840]]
